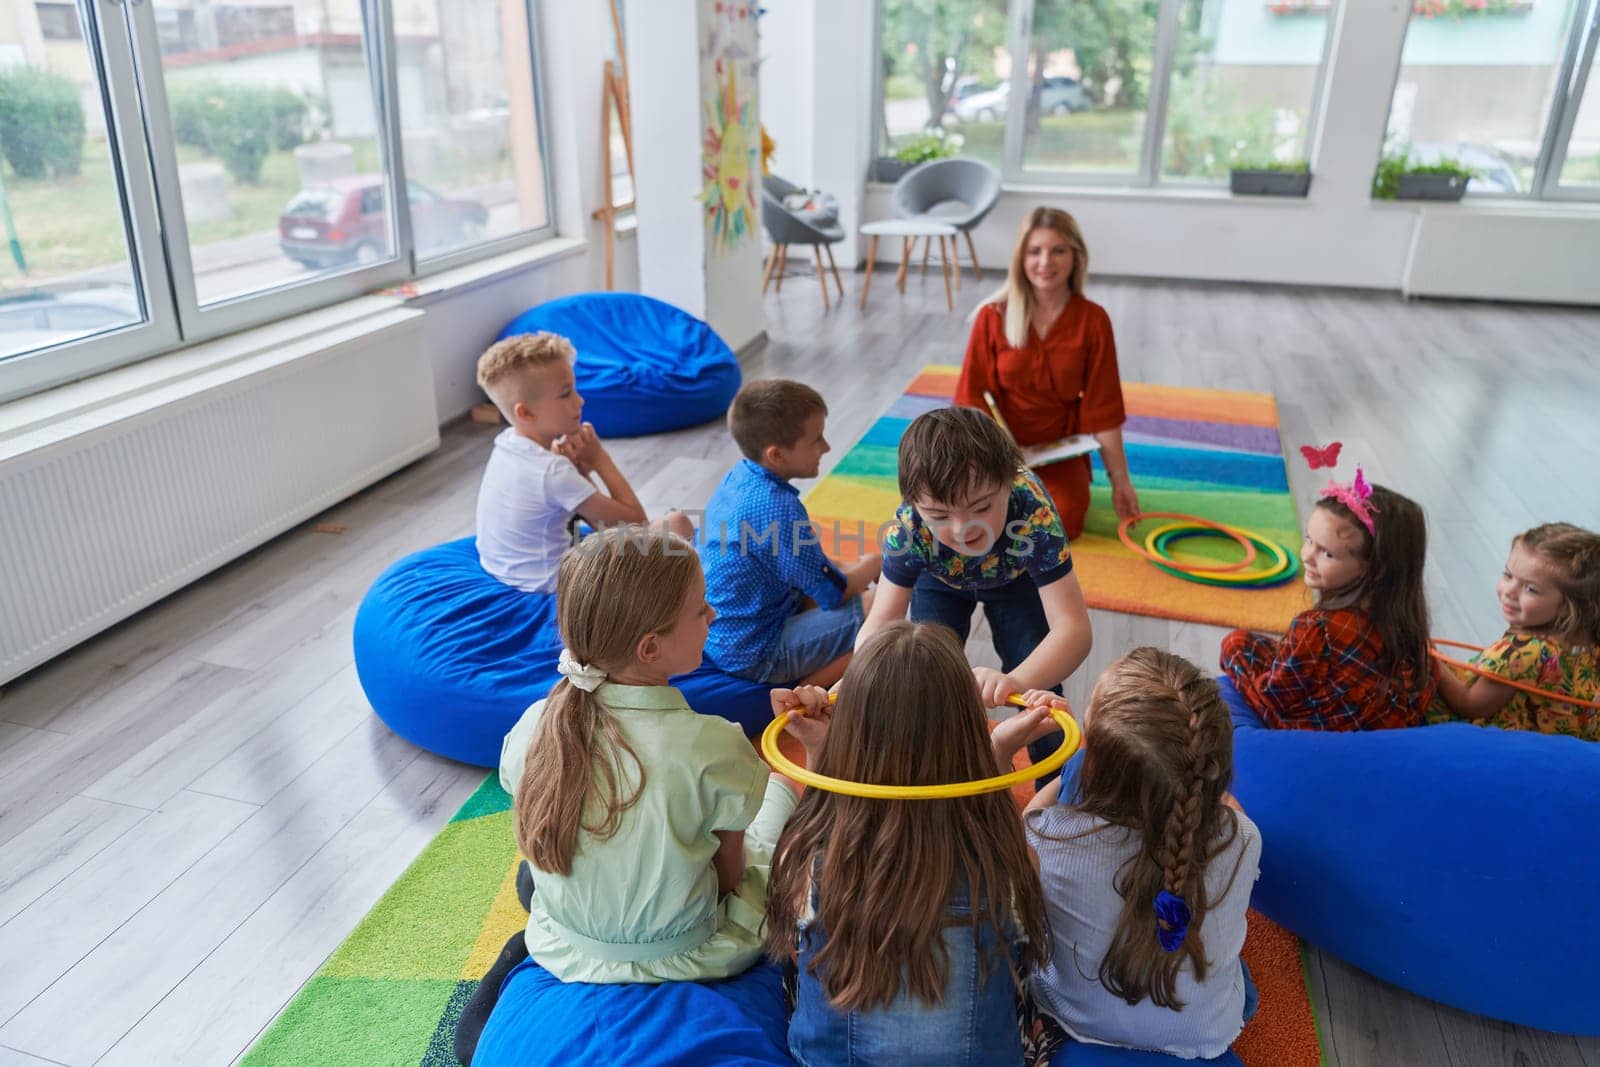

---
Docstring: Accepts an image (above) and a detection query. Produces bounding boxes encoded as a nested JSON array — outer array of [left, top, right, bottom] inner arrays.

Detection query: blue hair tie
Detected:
[[1154, 890, 1191, 952]]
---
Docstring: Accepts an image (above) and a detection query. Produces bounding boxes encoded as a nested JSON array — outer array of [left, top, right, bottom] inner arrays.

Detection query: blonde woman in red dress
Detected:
[[955, 207, 1138, 539]]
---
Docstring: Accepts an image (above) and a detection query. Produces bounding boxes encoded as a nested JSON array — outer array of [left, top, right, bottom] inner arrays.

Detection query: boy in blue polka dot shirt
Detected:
[[700, 380, 881, 687]]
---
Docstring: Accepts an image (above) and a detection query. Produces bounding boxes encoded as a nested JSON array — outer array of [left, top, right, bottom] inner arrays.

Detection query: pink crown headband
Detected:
[[1319, 466, 1377, 537]]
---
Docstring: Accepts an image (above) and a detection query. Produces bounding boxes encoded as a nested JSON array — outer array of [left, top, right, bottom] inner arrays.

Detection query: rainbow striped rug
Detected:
[[805, 366, 1307, 634]]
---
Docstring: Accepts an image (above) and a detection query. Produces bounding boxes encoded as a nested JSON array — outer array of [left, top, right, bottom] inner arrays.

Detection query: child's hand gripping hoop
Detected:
[[1429, 638, 1600, 711], [761, 693, 1082, 799]]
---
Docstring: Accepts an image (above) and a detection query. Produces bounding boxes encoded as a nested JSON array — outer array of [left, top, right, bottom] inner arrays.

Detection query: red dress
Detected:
[[1220, 609, 1436, 731], [955, 297, 1127, 538]]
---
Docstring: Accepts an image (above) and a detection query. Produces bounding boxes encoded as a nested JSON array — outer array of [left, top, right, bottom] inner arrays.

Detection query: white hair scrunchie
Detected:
[[556, 648, 607, 692]]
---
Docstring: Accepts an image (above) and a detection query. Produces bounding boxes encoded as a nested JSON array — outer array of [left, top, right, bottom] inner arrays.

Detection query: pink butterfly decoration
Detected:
[[1352, 466, 1372, 500], [1299, 441, 1342, 470]]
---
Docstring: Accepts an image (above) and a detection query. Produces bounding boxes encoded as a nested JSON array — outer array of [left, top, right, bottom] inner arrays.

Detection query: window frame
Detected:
[[0, 0, 181, 404], [1382, 0, 1600, 204], [0, 0, 559, 405], [409, 0, 559, 277], [1537, 0, 1600, 201], [125, 0, 409, 346]]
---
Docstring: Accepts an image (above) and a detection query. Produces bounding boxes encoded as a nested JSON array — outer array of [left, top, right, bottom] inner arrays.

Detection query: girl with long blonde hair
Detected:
[[471, 526, 826, 1065], [954, 205, 1139, 539], [766, 621, 1050, 1066], [1024, 648, 1260, 1060]]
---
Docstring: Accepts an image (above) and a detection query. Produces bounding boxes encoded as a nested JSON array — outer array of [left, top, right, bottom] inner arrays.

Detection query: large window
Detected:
[[1162, 0, 1333, 181], [877, 0, 1336, 184], [879, 0, 1009, 170], [1380, 0, 1600, 199], [1557, 45, 1600, 187], [0, 0, 554, 404]]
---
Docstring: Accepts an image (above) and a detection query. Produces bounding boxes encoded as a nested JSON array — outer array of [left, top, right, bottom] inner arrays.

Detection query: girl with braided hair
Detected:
[[1022, 648, 1260, 1060], [1433, 522, 1600, 740]]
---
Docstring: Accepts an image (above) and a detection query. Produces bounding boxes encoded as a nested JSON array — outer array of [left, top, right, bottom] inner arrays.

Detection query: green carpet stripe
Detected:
[[1085, 487, 1298, 538], [449, 775, 513, 823], [322, 811, 516, 980], [242, 977, 458, 1067], [831, 445, 900, 481]]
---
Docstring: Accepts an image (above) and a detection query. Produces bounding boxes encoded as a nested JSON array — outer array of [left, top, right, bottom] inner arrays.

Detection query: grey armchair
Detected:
[[891, 157, 1001, 280], [760, 174, 846, 310]]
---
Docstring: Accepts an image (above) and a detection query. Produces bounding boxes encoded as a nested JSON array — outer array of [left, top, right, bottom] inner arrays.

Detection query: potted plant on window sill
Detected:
[[1372, 151, 1476, 202], [872, 127, 964, 183], [1229, 158, 1311, 197]]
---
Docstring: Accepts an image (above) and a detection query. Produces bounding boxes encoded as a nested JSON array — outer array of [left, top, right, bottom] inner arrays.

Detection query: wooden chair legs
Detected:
[[812, 245, 831, 310], [764, 242, 844, 311], [824, 244, 845, 299], [964, 230, 981, 281], [762, 244, 782, 294]]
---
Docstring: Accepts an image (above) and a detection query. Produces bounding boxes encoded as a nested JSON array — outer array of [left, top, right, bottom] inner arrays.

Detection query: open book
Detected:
[[983, 391, 1101, 468]]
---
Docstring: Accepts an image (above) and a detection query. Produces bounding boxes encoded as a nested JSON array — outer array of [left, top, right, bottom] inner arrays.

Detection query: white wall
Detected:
[[626, 0, 764, 351], [784, 0, 1600, 304], [758, 0, 875, 265]]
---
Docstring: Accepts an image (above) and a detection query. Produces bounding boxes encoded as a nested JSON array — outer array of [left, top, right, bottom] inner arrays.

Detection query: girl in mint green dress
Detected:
[[499, 525, 827, 984]]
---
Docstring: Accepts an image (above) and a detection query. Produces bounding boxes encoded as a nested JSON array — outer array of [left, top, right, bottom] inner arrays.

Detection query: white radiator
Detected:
[[1403, 206, 1600, 306], [0, 306, 439, 685]]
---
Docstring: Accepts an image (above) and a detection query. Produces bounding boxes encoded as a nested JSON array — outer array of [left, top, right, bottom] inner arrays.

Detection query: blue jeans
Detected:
[[789, 887, 1024, 1067], [909, 570, 1064, 785], [737, 596, 865, 683]]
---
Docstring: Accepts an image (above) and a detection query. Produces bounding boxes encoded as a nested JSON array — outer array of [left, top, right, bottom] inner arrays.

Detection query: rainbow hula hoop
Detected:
[[1429, 638, 1600, 711], [1147, 524, 1299, 588], [1118, 512, 1296, 589], [760, 695, 1082, 799], [1118, 512, 1258, 574]]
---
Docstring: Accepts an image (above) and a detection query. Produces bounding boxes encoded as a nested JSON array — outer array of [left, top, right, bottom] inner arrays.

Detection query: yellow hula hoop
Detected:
[[760, 698, 1082, 800], [1144, 522, 1292, 584]]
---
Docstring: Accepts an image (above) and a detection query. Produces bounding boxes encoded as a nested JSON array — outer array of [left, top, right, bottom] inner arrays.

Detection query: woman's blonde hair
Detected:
[[766, 622, 1049, 1012], [1041, 647, 1242, 1011], [514, 526, 700, 875], [984, 206, 1090, 348], [1515, 522, 1600, 644]]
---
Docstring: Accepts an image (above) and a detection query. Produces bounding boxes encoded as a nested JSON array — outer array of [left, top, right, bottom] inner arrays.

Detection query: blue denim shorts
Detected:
[[739, 597, 865, 684]]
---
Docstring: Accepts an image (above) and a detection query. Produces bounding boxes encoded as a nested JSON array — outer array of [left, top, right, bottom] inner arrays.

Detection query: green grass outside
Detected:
[[888, 108, 1142, 173], [1562, 152, 1600, 185], [0, 135, 510, 285]]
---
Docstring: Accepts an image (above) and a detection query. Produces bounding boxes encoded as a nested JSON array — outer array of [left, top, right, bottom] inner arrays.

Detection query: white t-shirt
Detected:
[[1025, 805, 1262, 1060], [475, 428, 597, 593]]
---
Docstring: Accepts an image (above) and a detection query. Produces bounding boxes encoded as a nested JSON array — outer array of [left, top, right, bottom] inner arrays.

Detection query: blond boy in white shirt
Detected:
[[474, 332, 693, 594]]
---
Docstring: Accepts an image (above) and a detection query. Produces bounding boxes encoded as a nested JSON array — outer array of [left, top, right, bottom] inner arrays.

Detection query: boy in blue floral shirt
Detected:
[[860, 406, 1093, 774]]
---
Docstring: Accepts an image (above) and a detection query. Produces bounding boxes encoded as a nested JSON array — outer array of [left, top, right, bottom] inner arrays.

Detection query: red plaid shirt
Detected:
[[1220, 608, 1435, 732]]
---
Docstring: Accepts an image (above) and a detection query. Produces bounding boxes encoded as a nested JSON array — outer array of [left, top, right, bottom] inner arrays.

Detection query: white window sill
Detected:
[[0, 234, 591, 446], [869, 179, 1600, 215], [394, 234, 588, 305]]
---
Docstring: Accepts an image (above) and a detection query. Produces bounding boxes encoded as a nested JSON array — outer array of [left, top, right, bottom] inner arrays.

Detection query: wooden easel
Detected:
[[591, 0, 635, 290]]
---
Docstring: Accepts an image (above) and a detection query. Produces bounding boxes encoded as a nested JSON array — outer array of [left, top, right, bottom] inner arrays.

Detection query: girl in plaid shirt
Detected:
[[1220, 474, 1436, 731]]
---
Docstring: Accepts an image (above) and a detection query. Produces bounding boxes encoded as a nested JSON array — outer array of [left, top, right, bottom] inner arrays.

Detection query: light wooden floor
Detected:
[[2, 260, 1597, 1066]]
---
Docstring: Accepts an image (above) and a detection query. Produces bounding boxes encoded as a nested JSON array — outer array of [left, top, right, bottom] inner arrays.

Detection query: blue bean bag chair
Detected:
[[354, 538, 780, 767], [475, 957, 791, 1066], [497, 292, 741, 438], [1220, 676, 1600, 1036]]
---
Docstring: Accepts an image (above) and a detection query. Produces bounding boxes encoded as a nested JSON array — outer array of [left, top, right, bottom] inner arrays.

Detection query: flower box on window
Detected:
[[1229, 167, 1312, 197], [1266, 0, 1530, 13]]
